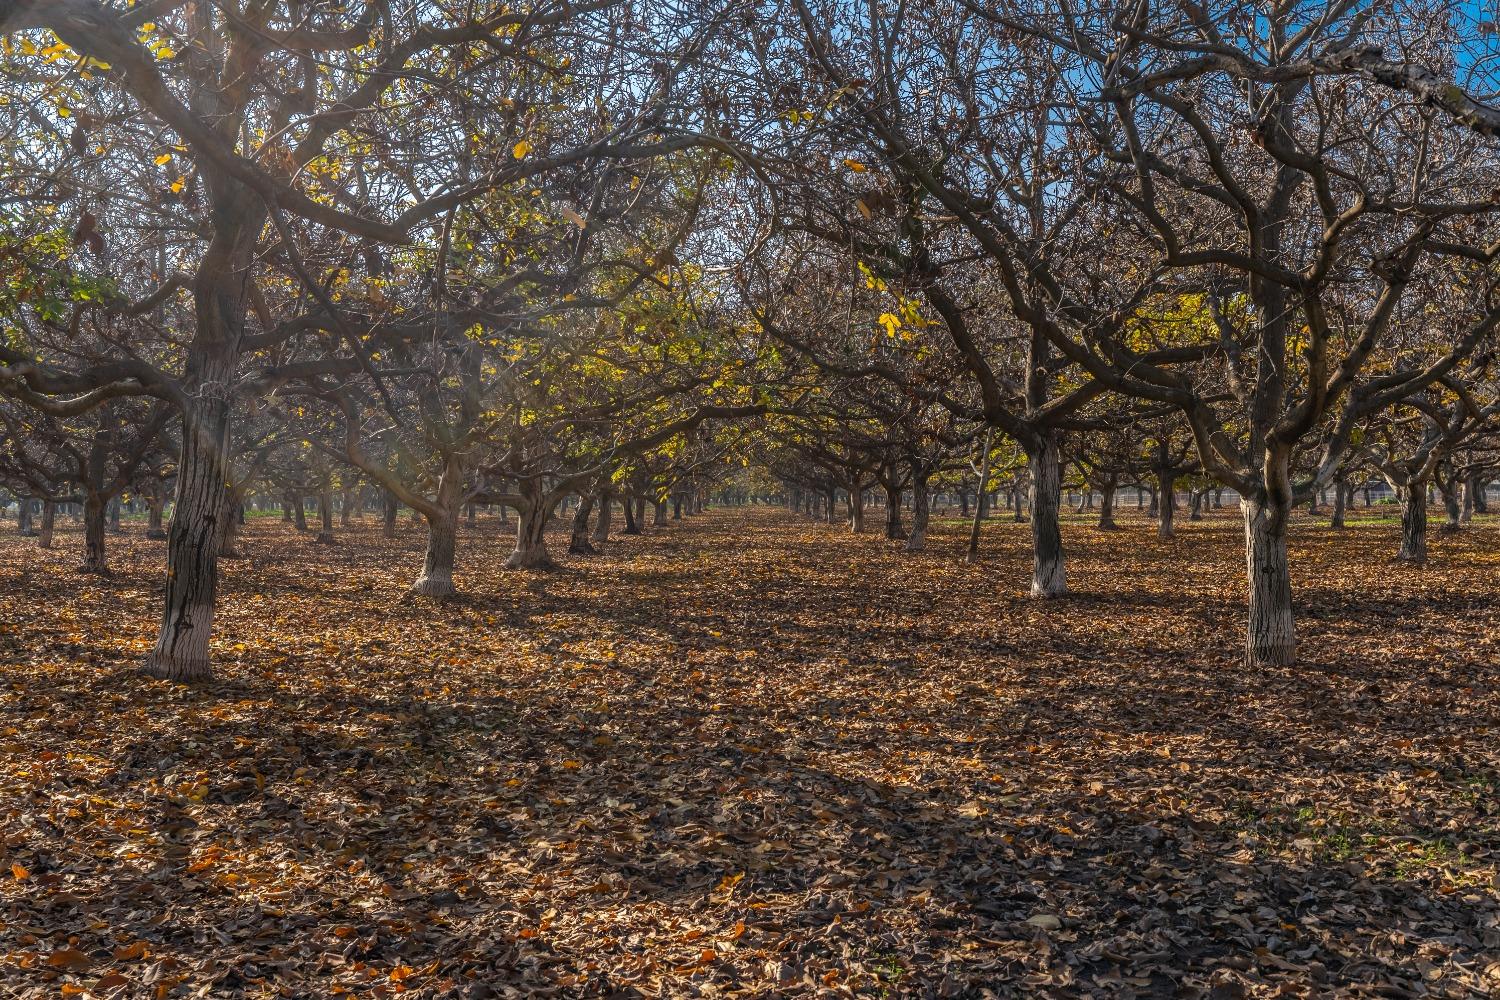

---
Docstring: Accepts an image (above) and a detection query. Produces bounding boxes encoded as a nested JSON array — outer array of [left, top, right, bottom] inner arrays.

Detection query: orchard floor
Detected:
[[1, 505, 1498, 999]]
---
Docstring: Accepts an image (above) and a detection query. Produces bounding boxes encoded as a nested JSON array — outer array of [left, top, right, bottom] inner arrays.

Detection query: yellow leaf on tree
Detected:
[[512, 139, 532, 159], [843, 158, 867, 172], [154, 154, 172, 165]]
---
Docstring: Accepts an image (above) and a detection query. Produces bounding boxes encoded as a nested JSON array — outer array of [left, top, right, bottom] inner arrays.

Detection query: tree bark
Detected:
[[1243, 495, 1296, 666], [653, 500, 667, 526], [672, 493, 683, 520], [592, 492, 613, 543], [905, 474, 930, 552], [883, 483, 907, 540], [17, 499, 34, 537], [1097, 482, 1118, 531], [411, 505, 459, 597], [383, 491, 399, 538], [79, 491, 109, 575], [1157, 471, 1176, 539], [146, 494, 167, 540], [569, 494, 599, 554], [506, 483, 555, 570], [1330, 478, 1347, 529], [1440, 481, 1461, 533], [1028, 436, 1066, 597], [38, 500, 56, 549], [849, 484, 865, 533], [315, 492, 335, 544], [1397, 482, 1428, 564]]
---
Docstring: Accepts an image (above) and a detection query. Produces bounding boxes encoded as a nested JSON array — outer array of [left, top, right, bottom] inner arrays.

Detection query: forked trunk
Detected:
[[38, 500, 56, 549], [507, 491, 555, 570], [905, 476, 930, 552], [79, 492, 109, 575], [592, 493, 613, 543], [1028, 436, 1066, 597], [569, 494, 598, 555], [1242, 495, 1295, 666], [1397, 483, 1428, 565], [411, 505, 459, 597]]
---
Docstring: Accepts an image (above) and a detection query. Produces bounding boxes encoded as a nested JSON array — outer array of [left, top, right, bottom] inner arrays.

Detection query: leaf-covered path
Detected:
[[2, 507, 1498, 998]]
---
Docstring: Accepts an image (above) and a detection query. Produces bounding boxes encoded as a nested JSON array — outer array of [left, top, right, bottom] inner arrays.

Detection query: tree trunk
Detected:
[[1097, 483, 1118, 531], [849, 484, 865, 534], [17, 499, 34, 536], [1189, 489, 1204, 522], [411, 505, 459, 597], [592, 492, 613, 543], [1012, 483, 1026, 523], [570, 494, 598, 555], [622, 495, 641, 535], [1397, 482, 1428, 565], [218, 493, 244, 559], [293, 496, 308, 532], [653, 500, 667, 526], [1028, 436, 1066, 597], [1330, 478, 1347, 529], [315, 492, 335, 544], [672, 494, 683, 520], [108, 498, 122, 533], [1157, 472, 1177, 539], [146, 494, 167, 539], [883, 483, 907, 540], [905, 475, 930, 552], [38, 500, 56, 549], [1474, 479, 1489, 514], [824, 488, 837, 525], [1243, 495, 1295, 666], [383, 491, 399, 538], [79, 491, 109, 574], [1441, 482, 1461, 533], [506, 484, 555, 570]]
